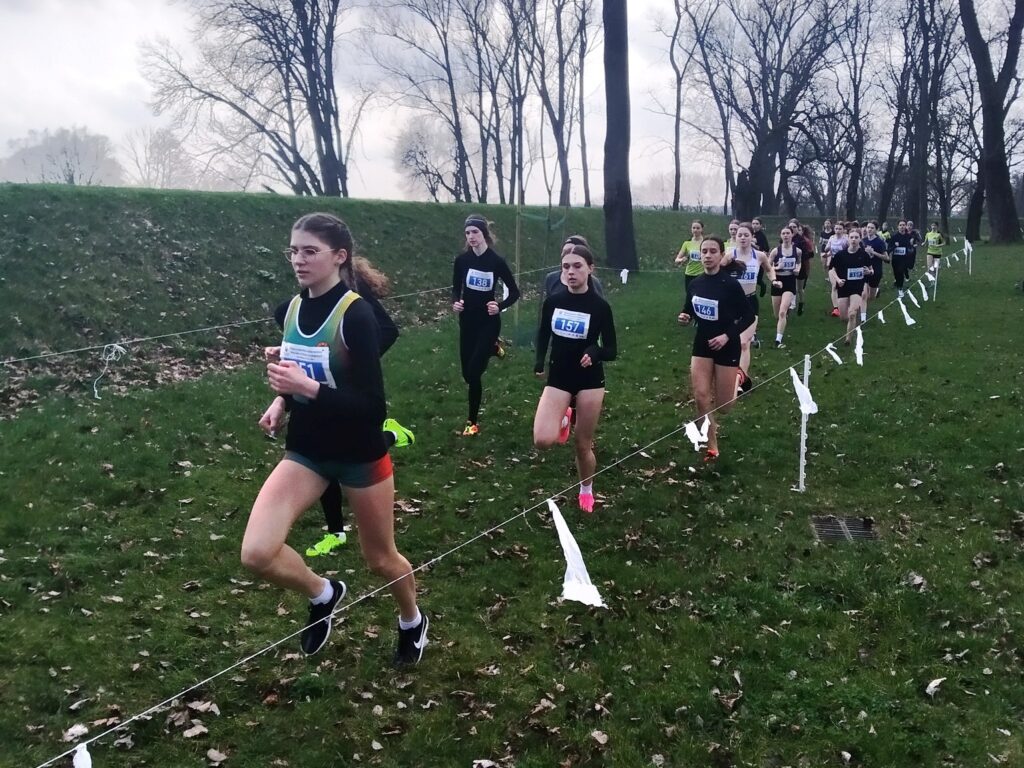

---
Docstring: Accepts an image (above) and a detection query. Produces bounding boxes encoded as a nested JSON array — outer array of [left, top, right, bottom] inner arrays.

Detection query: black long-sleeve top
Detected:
[[683, 270, 755, 341], [451, 247, 521, 314], [534, 289, 617, 373], [273, 281, 387, 462]]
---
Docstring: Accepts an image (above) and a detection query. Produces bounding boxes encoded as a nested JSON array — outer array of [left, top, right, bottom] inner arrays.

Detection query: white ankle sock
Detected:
[[311, 578, 333, 605], [399, 608, 422, 630], [579, 483, 593, 496], [775, 333, 783, 343]]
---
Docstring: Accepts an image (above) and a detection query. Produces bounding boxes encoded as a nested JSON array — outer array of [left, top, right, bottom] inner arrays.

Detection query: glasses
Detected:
[[283, 246, 336, 263]]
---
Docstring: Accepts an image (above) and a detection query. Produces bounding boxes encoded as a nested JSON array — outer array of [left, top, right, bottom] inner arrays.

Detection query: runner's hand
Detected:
[[259, 397, 286, 435], [708, 333, 729, 350], [486, 301, 500, 315], [677, 312, 691, 325], [580, 354, 592, 368], [264, 346, 281, 363], [268, 360, 317, 398], [452, 299, 465, 313]]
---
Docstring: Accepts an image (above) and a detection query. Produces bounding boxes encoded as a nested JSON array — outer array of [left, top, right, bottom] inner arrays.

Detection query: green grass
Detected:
[[1, 187, 1023, 767]]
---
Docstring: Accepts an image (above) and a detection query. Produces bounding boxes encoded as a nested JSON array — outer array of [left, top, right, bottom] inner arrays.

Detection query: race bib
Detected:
[[780, 256, 797, 271], [692, 296, 719, 321], [280, 341, 337, 390], [551, 308, 591, 339], [847, 267, 864, 281], [894, 247, 906, 256], [689, 249, 701, 262], [465, 269, 494, 291]]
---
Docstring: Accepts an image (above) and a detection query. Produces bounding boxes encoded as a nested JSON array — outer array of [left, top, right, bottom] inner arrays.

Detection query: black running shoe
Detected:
[[393, 613, 429, 667], [300, 579, 346, 656]]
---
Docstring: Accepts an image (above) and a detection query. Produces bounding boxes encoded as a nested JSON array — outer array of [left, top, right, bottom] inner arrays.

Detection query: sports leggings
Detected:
[[892, 255, 911, 290], [459, 313, 500, 424]]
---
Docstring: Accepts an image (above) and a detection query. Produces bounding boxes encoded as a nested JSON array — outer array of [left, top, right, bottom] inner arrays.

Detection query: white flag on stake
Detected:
[[854, 327, 864, 365], [898, 298, 917, 326], [965, 239, 973, 254], [919, 281, 929, 302], [925, 270, 936, 283], [824, 343, 843, 365], [906, 288, 921, 308], [878, 309, 885, 324], [73, 744, 93, 768], [789, 367, 818, 415], [953, 253, 960, 263], [620, 268, 629, 284], [684, 416, 710, 451], [547, 500, 604, 607]]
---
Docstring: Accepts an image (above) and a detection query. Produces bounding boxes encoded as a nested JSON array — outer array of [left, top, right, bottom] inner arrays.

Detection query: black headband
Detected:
[[465, 217, 488, 232]]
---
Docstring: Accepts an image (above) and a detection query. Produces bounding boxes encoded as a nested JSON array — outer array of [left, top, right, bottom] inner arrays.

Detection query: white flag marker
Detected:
[[684, 416, 710, 451], [547, 500, 604, 607], [825, 343, 843, 364], [906, 288, 921, 308], [925, 270, 936, 283], [73, 744, 93, 768], [620, 268, 629, 284], [898, 298, 916, 326], [854, 327, 864, 366], [789, 367, 818, 415], [918, 281, 929, 302], [877, 309, 885, 324]]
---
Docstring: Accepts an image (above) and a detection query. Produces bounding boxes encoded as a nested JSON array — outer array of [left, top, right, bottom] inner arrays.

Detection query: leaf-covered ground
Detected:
[[1, 190, 1022, 767]]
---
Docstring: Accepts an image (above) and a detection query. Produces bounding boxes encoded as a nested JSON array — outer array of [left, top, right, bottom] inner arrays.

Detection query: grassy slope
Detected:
[[1, 186, 1022, 768]]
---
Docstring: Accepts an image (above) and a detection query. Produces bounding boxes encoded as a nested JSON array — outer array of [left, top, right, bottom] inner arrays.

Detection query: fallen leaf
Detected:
[[207, 748, 228, 764], [62, 723, 89, 742], [591, 730, 609, 745], [371, 740, 383, 751], [183, 723, 209, 738], [925, 678, 946, 697]]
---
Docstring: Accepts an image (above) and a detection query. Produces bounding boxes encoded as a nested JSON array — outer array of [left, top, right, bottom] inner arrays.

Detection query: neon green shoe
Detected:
[[383, 418, 415, 449], [305, 532, 347, 558]]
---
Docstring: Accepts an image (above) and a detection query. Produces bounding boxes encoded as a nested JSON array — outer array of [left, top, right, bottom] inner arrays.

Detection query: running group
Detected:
[[240, 211, 944, 667]]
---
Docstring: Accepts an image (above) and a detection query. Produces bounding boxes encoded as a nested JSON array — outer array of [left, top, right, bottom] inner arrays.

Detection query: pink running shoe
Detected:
[[558, 407, 573, 444], [578, 491, 594, 514]]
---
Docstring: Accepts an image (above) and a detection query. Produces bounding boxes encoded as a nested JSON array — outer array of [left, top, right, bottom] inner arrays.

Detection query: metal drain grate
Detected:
[[810, 516, 880, 542]]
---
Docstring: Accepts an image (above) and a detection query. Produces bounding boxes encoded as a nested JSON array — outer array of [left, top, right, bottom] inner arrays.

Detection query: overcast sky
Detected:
[[0, 0, 722, 205]]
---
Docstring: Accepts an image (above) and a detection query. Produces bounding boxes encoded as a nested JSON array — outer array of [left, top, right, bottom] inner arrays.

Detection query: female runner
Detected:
[[829, 228, 873, 345], [247, 212, 427, 665], [721, 223, 779, 392], [534, 244, 617, 513], [675, 220, 706, 293], [678, 236, 755, 460], [452, 215, 520, 436], [824, 221, 848, 317], [768, 225, 802, 348]]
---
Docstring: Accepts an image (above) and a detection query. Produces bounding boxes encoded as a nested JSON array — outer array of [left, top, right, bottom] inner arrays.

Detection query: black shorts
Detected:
[[547, 362, 605, 395], [771, 275, 798, 296], [837, 281, 866, 299], [866, 266, 882, 289], [798, 261, 810, 281], [692, 334, 741, 367], [746, 293, 759, 316]]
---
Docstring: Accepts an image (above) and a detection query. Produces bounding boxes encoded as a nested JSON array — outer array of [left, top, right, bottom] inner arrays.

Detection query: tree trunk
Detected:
[[965, 164, 985, 241], [959, 0, 1024, 242], [602, 0, 637, 270], [578, 6, 592, 208]]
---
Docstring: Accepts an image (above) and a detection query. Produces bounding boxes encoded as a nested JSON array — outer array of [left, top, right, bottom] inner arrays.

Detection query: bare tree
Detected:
[[958, 0, 1024, 242], [603, 0, 637, 269], [370, 0, 476, 200], [522, 0, 585, 206], [653, 1, 698, 210], [143, 0, 358, 196], [574, 0, 596, 207], [687, 0, 848, 215], [123, 127, 199, 189], [0, 127, 124, 186]]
